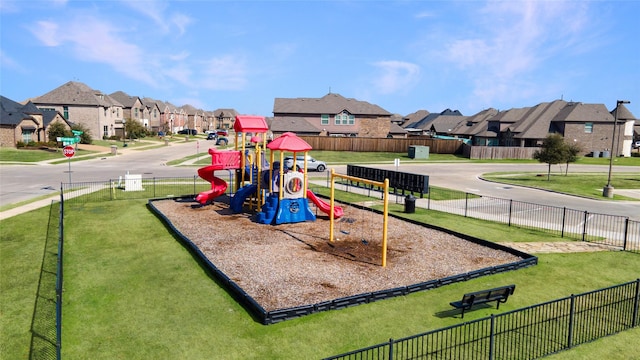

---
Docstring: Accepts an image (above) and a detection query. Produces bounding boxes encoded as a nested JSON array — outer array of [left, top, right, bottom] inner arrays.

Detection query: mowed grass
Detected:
[[2, 198, 639, 359], [482, 172, 640, 200]]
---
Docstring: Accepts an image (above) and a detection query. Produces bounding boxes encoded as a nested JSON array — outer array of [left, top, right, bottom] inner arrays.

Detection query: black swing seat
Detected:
[[450, 284, 516, 318]]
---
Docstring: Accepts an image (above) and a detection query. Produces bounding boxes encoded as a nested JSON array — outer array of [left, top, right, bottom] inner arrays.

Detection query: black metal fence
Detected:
[[28, 201, 62, 360], [60, 176, 215, 204], [61, 176, 640, 253], [424, 188, 640, 252], [324, 279, 640, 360]]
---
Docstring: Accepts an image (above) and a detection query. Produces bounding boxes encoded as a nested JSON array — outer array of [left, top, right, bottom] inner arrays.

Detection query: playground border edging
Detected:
[[147, 196, 538, 325]]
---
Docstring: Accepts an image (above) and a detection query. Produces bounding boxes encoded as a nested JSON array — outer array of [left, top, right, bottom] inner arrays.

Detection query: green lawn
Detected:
[[2, 198, 639, 359], [482, 172, 640, 200]]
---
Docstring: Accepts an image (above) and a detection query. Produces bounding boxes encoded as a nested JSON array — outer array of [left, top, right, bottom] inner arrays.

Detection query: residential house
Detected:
[[180, 104, 205, 133], [0, 95, 70, 146], [212, 109, 238, 131], [401, 109, 429, 129], [456, 100, 636, 156], [450, 108, 499, 146], [403, 109, 463, 136], [140, 97, 162, 132], [109, 91, 143, 137], [272, 93, 400, 138], [32, 81, 123, 140]]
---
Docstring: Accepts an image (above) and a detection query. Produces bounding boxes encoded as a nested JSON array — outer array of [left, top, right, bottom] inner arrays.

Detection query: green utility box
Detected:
[[408, 145, 429, 159]]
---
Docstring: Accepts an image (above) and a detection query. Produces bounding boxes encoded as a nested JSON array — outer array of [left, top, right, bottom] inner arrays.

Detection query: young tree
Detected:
[[71, 123, 93, 144], [124, 118, 147, 139], [533, 133, 567, 181], [564, 142, 582, 176], [47, 122, 71, 144]]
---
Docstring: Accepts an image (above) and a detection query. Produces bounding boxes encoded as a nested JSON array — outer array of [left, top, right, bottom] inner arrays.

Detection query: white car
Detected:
[[634, 140, 640, 149], [284, 155, 326, 172]]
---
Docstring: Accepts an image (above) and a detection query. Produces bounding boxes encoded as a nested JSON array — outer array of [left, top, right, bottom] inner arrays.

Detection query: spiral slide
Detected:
[[195, 165, 227, 205], [306, 190, 344, 219]]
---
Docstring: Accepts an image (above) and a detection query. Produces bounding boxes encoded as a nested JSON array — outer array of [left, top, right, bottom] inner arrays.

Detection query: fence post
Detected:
[[464, 193, 469, 217], [567, 294, 575, 349], [153, 177, 156, 198], [427, 186, 431, 210], [623, 218, 629, 251], [561, 207, 567, 238], [582, 211, 588, 242], [388, 338, 394, 360], [489, 314, 495, 360], [193, 175, 197, 196], [633, 279, 639, 328], [508, 199, 513, 226], [57, 188, 64, 359]]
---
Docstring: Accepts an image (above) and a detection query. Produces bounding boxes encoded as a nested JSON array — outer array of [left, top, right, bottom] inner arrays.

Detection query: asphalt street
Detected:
[[1, 141, 638, 220]]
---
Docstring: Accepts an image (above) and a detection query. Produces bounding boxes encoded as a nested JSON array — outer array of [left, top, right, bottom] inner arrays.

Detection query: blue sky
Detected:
[[1, 0, 639, 117]]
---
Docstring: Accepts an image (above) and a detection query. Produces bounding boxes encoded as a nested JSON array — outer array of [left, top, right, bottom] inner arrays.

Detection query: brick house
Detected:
[[272, 93, 404, 138], [433, 100, 637, 156], [140, 97, 162, 132], [1, 95, 71, 147], [211, 109, 238, 131], [31, 81, 123, 140]]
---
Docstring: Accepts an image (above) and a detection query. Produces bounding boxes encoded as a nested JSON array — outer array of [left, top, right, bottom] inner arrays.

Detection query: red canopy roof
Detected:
[[233, 115, 269, 133], [267, 132, 312, 151]]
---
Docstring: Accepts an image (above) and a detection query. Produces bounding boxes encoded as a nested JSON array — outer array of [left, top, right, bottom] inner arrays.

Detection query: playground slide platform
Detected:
[[306, 190, 344, 219], [231, 184, 257, 213]]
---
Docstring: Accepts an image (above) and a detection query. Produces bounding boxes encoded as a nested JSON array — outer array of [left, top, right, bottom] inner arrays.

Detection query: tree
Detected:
[[533, 134, 567, 181], [71, 123, 93, 144], [48, 122, 71, 144], [564, 142, 582, 176], [124, 118, 147, 139]]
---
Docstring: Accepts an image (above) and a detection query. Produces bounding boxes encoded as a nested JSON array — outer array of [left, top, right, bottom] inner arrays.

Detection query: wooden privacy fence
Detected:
[[299, 136, 464, 154], [464, 143, 539, 159], [298, 137, 541, 159]]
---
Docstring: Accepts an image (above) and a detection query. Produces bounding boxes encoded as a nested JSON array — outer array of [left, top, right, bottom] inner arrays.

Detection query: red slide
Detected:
[[306, 190, 344, 219], [196, 165, 227, 205]]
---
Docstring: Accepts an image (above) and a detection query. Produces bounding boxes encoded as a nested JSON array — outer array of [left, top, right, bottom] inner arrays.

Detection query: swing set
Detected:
[[328, 169, 390, 267]]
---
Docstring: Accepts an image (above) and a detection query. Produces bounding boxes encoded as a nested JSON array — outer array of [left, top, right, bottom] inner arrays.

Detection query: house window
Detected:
[[117, 108, 120, 117], [334, 111, 354, 125], [103, 126, 108, 137], [104, 108, 107, 117], [134, 108, 139, 117], [321, 114, 329, 125], [154, 109, 157, 118], [584, 122, 593, 133], [22, 130, 33, 143], [63, 106, 68, 119]]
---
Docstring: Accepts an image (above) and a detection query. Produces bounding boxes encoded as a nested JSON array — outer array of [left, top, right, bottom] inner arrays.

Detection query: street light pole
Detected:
[[122, 119, 127, 147], [603, 100, 630, 198]]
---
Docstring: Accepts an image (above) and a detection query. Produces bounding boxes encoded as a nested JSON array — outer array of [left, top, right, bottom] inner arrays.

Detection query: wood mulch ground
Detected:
[[152, 197, 523, 311]]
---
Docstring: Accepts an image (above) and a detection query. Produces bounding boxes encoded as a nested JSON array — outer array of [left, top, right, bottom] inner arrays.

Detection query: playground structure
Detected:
[[329, 169, 390, 267], [196, 115, 343, 225]]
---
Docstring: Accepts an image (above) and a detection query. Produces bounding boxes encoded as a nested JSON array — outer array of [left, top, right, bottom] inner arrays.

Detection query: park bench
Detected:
[[450, 284, 516, 318]]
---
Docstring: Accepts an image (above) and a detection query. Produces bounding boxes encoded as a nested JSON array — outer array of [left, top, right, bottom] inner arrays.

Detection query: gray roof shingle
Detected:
[[273, 93, 391, 116]]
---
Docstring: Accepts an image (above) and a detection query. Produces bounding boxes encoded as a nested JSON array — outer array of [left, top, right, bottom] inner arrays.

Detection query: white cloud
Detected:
[[0, 50, 26, 73], [415, 11, 436, 19], [200, 55, 248, 91], [32, 21, 61, 46], [440, 0, 593, 108], [370, 60, 421, 95], [30, 16, 157, 86], [121, 0, 192, 35]]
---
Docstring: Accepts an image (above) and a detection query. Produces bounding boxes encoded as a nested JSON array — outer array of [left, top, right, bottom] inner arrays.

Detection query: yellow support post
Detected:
[[329, 169, 389, 267]]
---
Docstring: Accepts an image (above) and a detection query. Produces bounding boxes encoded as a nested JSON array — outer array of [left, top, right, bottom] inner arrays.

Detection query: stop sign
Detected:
[[63, 145, 75, 158]]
